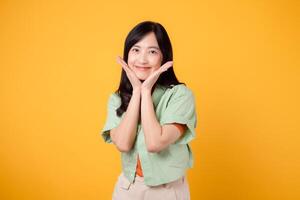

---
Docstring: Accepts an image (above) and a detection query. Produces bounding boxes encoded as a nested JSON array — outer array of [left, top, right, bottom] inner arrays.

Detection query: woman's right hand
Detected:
[[116, 56, 142, 91]]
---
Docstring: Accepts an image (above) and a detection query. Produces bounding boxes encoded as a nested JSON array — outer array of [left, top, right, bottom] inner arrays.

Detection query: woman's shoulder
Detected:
[[107, 92, 121, 105]]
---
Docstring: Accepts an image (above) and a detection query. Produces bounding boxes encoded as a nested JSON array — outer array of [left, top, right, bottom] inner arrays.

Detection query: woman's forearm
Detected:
[[111, 89, 141, 152], [141, 89, 162, 152]]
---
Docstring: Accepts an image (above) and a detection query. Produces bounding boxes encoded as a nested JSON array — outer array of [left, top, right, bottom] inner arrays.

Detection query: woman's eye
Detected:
[[132, 48, 139, 52], [150, 50, 157, 54]]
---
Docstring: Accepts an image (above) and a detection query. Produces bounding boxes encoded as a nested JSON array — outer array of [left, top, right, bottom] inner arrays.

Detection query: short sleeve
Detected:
[[160, 86, 197, 145], [100, 93, 122, 144]]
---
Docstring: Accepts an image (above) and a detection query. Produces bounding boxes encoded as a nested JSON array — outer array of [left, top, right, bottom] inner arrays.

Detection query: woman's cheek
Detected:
[[127, 60, 134, 70], [150, 67, 158, 74]]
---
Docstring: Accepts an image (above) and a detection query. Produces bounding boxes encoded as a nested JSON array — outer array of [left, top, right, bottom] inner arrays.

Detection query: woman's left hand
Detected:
[[141, 61, 173, 93]]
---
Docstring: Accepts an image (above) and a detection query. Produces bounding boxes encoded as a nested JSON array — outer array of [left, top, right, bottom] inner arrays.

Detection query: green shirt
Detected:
[[101, 84, 197, 186]]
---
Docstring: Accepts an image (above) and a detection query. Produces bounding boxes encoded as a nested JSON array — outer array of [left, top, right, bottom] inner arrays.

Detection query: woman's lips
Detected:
[[135, 66, 150, 71]]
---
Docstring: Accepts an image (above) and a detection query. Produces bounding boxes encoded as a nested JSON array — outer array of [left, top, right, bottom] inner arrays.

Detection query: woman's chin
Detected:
[[136, 75, 148, 81], [134, 71, 151, 81]]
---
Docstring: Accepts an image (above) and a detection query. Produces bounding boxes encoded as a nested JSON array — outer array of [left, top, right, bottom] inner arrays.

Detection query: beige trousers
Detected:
[[112, 172, 190, 200]]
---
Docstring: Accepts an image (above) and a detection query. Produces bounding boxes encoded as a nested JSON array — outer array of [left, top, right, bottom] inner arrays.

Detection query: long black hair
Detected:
[[115, 21, 185, 117]]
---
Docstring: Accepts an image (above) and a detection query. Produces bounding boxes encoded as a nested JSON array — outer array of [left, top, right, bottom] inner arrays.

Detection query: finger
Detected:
[[116, 56, 125, 66], [151, 62, 172, 76], [160, 61, 173, 72], [119, 58, 133, 73], [116, 56, 139, 83], [116, 56, 131, 72], [163, 61, 173, 68], [116, 56, 130, 68], [162, 61, 173, 69]]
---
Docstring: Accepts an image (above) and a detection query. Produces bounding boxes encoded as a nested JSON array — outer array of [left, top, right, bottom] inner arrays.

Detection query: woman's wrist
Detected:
[[132, 88, 141, 96], [141, 88, 152, 96]]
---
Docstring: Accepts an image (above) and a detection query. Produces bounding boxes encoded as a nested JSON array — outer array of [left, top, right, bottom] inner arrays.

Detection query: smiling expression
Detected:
[[127, 32, 163, 81]]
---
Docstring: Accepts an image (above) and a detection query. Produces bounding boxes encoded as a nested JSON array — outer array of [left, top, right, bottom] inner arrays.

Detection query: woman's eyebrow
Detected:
[[133, 45, 160, 50]]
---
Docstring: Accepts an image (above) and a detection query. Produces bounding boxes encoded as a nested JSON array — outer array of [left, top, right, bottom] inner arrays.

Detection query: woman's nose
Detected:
[[138, 52, 148, 64]]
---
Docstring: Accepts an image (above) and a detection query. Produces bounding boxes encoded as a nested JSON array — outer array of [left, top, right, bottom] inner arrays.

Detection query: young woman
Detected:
[[101, 21, 197, 200]]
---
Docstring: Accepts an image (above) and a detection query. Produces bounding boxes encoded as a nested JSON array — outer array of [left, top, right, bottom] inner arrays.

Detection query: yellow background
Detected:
[[1, 0, 299, 199]]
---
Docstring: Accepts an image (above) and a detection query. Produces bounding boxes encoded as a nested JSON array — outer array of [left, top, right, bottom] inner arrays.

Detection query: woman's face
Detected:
[[127, 32, 163, 81]]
